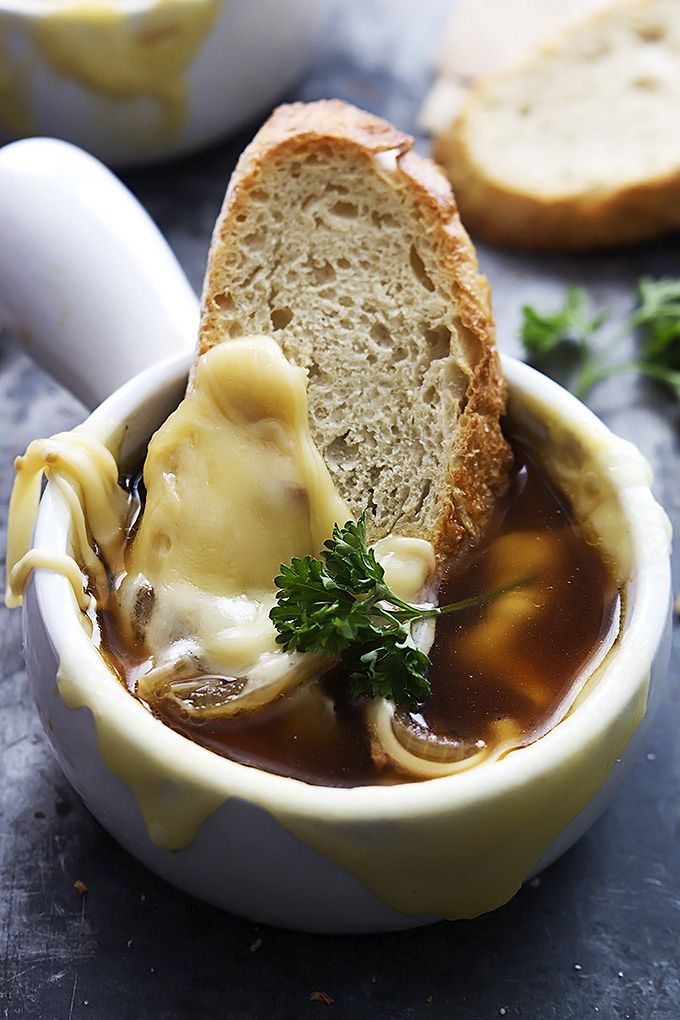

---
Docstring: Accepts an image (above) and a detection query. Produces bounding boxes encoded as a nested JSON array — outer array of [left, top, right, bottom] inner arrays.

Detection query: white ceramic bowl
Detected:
[[2, 138, 672, 933], [21, 352, 672, 932], [0, 0, 324, 165]]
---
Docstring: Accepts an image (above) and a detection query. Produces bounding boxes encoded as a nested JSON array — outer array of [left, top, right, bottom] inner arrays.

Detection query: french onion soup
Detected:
[[101, 438, 619, 786], [7, 337, 620, 787]]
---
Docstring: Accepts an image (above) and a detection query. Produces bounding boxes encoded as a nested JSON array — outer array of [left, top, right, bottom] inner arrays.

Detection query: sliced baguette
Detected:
[[434, 0, 680, 250], [198, 100, 510, 563], [420, 0, 611, 134]]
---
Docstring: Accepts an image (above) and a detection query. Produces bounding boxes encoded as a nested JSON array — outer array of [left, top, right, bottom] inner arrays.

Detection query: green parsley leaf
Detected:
[[520, 275, 680, 402], [270, 557, 360, 658], [520, 286, 605, 360], [320, 513, 385, 593], [270, 514, 524, 710], [343, 626, 432, 710], [633, 276, 680, 371]]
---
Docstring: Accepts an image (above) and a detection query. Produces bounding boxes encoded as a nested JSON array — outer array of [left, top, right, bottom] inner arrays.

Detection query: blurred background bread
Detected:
[[427, 0, 680, 251], [419, 0, 613, 134]]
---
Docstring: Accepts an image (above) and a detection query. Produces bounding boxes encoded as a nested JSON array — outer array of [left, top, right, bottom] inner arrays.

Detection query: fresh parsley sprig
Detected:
[[520, 276, 680, 400], [270, 514, 523, 709], [521, 286, 605, 363]]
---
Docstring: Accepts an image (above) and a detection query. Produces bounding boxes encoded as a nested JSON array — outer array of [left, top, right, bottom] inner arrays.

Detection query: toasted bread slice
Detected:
[[198, 100, 510, 562], [434, 0, 680, 250]]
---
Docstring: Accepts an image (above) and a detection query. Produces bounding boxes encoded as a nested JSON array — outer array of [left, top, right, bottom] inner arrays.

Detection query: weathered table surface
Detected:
[[2, 2, 679, 1017]]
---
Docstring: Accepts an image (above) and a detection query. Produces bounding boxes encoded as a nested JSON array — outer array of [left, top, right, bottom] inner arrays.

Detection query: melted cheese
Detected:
[[5, 426, 128, 609], [129, 336, 349, 596], [115, 336, 438, 714], [372, 535, 435, 602], [116, 336, 350, 710], [6, 333, 438, 734]]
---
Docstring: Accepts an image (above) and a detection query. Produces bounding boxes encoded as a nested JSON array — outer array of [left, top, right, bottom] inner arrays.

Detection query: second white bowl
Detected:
[[0, 0, 324, 165]]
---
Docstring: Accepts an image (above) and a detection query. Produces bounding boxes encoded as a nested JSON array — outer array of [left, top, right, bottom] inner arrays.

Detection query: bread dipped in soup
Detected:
[[6, 101, 621, 785]]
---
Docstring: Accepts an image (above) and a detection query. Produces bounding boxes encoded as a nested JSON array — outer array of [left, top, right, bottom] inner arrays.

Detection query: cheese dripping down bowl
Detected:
[[15, 344, 671, 932], [2, 134, 671, 934], [0, 0, 324, 165]]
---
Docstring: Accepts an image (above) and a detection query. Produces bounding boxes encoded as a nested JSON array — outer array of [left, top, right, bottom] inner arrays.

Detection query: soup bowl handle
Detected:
[[0, 138, 199, 409]]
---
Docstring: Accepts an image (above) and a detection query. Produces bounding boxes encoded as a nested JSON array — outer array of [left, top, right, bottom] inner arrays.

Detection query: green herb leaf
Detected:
[[343, 626, 432, 710], [520, 275, 680, 402], [320, 513, 385, 593], [634, 276, 680, 371], [270, 514, 519, 709], [520, 287, 605, 360], [270, 557, 360, 658]]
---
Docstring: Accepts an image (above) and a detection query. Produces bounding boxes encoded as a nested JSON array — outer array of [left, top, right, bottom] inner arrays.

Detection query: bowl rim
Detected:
[[29, 350, 672, 821]]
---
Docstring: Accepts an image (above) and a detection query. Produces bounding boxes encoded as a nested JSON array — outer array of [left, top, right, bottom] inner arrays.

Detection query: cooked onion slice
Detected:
[[392, 712, 485, 763], [135, 644, 326, 719], [367, 700, 522, 779], [366, 699, 487, 778], [159, 675, 248, 714]]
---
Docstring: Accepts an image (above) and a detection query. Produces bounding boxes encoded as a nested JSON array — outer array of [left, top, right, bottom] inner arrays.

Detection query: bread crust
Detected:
[[199, 100, 511, 563], [200, 100, 414, 352], [433, 0, 680, 251], [435, 129, 680, 251]]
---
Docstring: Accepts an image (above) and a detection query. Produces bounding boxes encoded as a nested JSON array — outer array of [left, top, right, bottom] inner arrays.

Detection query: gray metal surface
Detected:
[[1, 2, 679, 1017]]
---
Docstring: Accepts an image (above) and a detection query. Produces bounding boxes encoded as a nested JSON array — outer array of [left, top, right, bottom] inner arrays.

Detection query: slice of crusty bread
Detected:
[[433, 0, 680, 250], [419, 0, 611, 134], [198, 100, 510, 563]]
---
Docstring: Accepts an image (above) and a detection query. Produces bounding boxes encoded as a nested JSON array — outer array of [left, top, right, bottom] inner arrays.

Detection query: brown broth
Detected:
[[97, 438, 620, 787]]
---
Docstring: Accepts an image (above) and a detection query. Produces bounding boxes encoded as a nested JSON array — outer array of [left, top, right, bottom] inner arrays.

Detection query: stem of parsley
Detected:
[[384, 578, 531, 621], [573, 356, 631, 399]]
